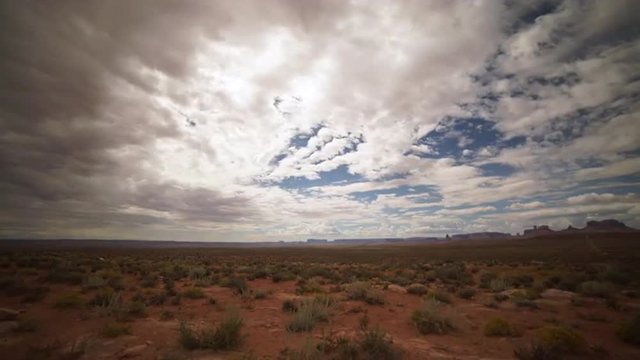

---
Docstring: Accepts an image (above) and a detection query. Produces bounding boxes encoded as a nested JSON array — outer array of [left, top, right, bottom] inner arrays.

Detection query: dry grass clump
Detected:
[[344, 282, 385, 305], [411, 299, 455, 335]]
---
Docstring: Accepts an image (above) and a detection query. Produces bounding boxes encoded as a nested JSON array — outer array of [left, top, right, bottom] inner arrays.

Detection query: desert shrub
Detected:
[[141, 274, 158, 288], [535, 325, 586, 355], [505, 274, 534, 288], [599, 266, 631, 285], [101, 323, 131, 338], [179, 309, 244, 350], [183, 287, 205, 299], [146, 291, 168, 306], [493, 293, 509, 302], [512, 292, 539, 309], [406, 283, 427, 295], [188, 266, 209, 280], [203, 309, 244, 350], [161, 310, 174, 321], [95, 270, 125, 290], [550, 273, 587, 292], [222, 277, 248, 295], [281, 339, 322, 360], [127, 300, 147, 318], [318, 334, 359, 359], [44, 266, 85, 285], [54, 292, 84, 309], [489, 278, 508, 293], [272, 271, 296, 283], [251, 268, 269, 279], [425, 289, 452, 304], [296, 278, 324, 295], [579, 281, 615, 298], [360, 327, 401, 360], [88, 287, 117, 307], [484, 317, 519, 337], [282, 299, 299, 313], [83, 275, 108, 290], [25, 339, 86, 360], [253, 289, 269, 299], [483, 300, 499, 308], [179, 322, 201, 350], [359, 313, 370, 330], [479, 271, 498, 289], [303, 266, 338, 282], [617, 314, 640, 346], [163, 277, 177, 296], [287, 297, 333, 332], [513, 342, 559, 360], [411, 299, 455, 335], [345, 282, 385, 305], [434, 263, 472, 285], [456, 287, 476, 299], [90, 289, 125, 318]]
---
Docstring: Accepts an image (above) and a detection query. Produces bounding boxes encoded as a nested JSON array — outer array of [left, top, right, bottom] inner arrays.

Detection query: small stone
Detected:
[[541, 289, 576, 300], [387, 284, 407, 294]]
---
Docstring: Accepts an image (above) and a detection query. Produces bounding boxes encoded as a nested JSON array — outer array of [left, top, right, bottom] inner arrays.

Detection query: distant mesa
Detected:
[[523, 219, 637, 238], [583, 219, 635, 232], [450, 232, 511, 240], [523, 225, 554, 237], [306, 238, 328, 244]]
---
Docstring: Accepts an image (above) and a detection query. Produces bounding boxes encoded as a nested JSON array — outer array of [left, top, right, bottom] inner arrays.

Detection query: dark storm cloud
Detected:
[[0, 1, 638, 240]]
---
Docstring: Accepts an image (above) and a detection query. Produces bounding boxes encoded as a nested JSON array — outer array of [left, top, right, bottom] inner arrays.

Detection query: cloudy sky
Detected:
[[1, 1, 639, 241]]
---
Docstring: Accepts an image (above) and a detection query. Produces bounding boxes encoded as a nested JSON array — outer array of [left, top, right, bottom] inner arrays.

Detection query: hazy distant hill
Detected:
[[1, 219, 637, 249]]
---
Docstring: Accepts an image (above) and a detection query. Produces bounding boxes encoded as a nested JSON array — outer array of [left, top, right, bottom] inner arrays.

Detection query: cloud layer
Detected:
[[1, 0, 639, 241]]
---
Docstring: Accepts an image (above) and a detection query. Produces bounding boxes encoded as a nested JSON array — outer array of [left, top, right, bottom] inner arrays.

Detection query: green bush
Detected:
[[617, 314, 640, 346], [272, 271, 295, 283], [425, 289, 452, 304], [253, 289, 269, 299], [433, 263, 472, 285], [406, 284, 427, 295], [53, 292, 83, 309], [513, 342, 559, 360], [345, 282, 385, 305], [360, 327, 401, 360], [179, 322, 201, 350], [88, 287, 117, 307], [127, 300, 147, 318], [282, 299, 298, 313], [183, 287, 205, 299], [489, 278, 508, 293], [484, 317, 519, 337], [411, 299, 455, 335], [179, 309, 244, 350], [456, 287, 476, 299], [203, 310, 244, 350], [535, 325, 586, 354], [222, 277, 248, 295], [287, 297, 333, 332]]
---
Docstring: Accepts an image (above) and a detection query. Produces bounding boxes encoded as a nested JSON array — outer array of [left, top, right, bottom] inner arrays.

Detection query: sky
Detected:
[[1, 0, 639, 242]]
